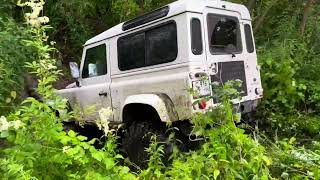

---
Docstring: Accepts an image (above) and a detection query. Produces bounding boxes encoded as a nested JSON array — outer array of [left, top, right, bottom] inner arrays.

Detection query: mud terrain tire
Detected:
[[122, 121, 170, 169]]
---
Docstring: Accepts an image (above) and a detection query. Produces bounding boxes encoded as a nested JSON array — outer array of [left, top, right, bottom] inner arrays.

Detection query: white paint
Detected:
[[123, 94, 178, 122]]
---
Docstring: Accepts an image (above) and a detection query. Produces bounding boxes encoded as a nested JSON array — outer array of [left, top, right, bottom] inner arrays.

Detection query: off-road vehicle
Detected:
[[58, 0, 263, 166]]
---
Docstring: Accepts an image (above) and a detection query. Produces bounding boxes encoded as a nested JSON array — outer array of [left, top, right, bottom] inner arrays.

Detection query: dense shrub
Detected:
[[0, 1, 135, 179], [0, 13, 34, 114]]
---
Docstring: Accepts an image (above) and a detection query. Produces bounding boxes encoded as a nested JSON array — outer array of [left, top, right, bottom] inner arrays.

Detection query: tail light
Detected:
[[255, 88, 263, 95], [199, 100, 207, 110]]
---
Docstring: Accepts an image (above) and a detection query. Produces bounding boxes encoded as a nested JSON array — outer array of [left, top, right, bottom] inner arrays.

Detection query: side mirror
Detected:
[[69, 62, 80, 87], [69, 62, 80, 79]]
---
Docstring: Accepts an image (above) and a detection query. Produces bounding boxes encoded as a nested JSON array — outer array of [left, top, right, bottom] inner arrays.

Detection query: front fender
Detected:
[[123, 94, 179, 122]]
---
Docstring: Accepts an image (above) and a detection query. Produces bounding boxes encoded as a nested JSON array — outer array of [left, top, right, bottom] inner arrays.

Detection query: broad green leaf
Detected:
[[68, 130, 77, 137], [88, 138, 96, 145], [115, 154, 124, 159], [214, 169, 220, 180], [77, 135, 88, 141], [104, 158, 115, 170], [289, 137, 296, 144], [5, 98, 11, 103], [10, 91, 16, 99], [262, 156, 272, 166], [120, 166, 130, 174], [0, 131, 9, 138], [92, 152, 103, 162]]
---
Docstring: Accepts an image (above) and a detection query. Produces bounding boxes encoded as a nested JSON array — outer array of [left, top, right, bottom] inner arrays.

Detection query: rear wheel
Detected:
[[241, 111, 257, 127], [122, 121, 171, 169]]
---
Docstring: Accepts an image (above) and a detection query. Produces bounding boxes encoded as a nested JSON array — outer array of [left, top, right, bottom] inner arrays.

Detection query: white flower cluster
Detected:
[[0, 116, 9, 131], [18, 0, 49, 27], [97, 108, 113, 135], [0, 116, 24, 132], [39, 59, 57, 71], [62, 146, 71, 154]]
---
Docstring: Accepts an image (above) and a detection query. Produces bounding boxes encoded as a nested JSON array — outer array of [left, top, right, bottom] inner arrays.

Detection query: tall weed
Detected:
[[0, 15, 34, 114], [0, 0, 135, 179]]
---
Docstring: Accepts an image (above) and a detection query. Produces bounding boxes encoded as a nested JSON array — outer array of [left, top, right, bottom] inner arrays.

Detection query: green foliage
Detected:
[[259, 39, 320, 113], [139, 135, 166, 179], [138, 82, 320, 179], [259, 40, 303, 112], [169, 83, 270, 179], [259, 112, 320, 140], [253, 0, 320, 140], [0, 1, 135, 179], [266, 137, 320, 179], [1, 98, 135, 179], [138, 82, 271, 179], [0, 14, 34, 114]]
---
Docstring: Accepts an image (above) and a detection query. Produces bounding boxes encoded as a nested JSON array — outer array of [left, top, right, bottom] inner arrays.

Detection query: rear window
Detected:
[[191, 18, 203, 55], [118, 22, 177, 71], [244, 24, 255, 53], [207, 14, 242, 54]]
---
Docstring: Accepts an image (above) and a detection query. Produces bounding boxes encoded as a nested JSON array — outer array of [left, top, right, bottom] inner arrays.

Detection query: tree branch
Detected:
[[253, 0, 277, 33], [247, 0, 256, 11], [300, 0, 315, 36]]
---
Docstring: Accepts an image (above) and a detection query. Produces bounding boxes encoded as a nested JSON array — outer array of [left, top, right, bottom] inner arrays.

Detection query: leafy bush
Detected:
[[265, 137, 320, 179], [259, 40, 307, 113], [0, 1, 135, 179], [0, 14, 34, 114], [139, 87, 320, 179], [137, 82, 272, 179]]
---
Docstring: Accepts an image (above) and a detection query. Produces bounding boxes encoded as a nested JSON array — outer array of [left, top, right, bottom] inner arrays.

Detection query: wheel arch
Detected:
[[121, 93, 179, 123]]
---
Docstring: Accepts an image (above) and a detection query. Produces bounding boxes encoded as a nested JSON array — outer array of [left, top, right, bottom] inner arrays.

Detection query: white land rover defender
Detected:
[[58, 0, 263, 165]]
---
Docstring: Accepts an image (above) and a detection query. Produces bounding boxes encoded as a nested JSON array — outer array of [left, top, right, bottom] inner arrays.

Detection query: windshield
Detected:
[[207, 14, 242, 54]]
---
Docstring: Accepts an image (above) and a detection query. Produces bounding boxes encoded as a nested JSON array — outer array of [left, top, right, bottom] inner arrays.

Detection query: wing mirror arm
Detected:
[[69, 62, 81, 87], [75, 80, 80, 87]]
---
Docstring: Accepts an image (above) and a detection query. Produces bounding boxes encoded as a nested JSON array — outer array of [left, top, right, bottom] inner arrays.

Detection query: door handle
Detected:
[[99, 91, 108, 96]]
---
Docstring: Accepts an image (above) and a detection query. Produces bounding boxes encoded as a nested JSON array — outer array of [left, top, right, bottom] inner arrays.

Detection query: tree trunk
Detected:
[[247, 0, 255, 11], [253, 0, 277, 33], [22, 74, 41, 100], [300, 0, 315, 36]]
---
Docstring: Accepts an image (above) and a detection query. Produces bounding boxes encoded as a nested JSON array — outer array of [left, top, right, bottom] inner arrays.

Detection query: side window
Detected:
[[190, 18, 203, 55], [82, 44, 107, 78], [146, 23, 177, 65], [244, 24, 255, 53], [118, 22, 178, 71], [118, 33, 145, 71], [207, 14, 242, 54]]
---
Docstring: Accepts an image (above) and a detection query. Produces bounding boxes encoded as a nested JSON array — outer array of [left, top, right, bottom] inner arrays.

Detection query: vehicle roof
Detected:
[[84, 0, 250, 46]]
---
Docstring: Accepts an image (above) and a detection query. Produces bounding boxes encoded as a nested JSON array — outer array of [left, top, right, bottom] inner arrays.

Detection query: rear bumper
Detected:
[[235, 99, 260, 114], [192, 98, 261, 114]]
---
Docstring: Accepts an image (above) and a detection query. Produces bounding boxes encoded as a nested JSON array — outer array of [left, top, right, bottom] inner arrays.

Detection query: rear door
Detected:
[[74, 41, 113, 122], [203, 8, 248, 100]]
